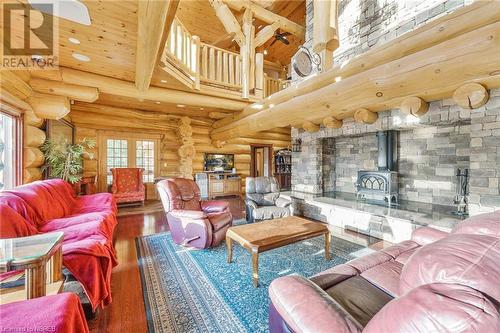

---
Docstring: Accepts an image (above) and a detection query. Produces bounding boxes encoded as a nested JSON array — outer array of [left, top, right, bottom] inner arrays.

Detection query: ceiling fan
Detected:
[[269, 30, 291, 46]]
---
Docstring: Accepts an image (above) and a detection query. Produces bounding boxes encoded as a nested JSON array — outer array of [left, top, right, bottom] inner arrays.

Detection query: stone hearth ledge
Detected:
[[280, 191, 463, 243]]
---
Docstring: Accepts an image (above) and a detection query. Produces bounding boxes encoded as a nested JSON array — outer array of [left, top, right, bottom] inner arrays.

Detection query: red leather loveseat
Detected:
[[0, 179, 118, 311], [269, 210, 500, 333]]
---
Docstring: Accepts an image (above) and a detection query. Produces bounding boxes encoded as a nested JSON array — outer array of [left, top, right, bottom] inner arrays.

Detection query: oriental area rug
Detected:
[[136, 219, 364, 333]]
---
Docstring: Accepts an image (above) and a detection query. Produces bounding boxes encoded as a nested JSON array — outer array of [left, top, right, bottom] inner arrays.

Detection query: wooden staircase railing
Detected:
[[200, 43, 241, 90], [161, 17, 285, 100]]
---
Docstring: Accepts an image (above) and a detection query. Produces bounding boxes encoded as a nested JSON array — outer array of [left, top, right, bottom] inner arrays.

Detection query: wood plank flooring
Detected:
[[88, 198, 384, 332]]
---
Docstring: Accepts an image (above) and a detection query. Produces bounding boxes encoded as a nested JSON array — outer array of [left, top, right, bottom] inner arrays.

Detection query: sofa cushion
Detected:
[[452, 210, 500, 237], [0, 193, 38, 228], [310, 264, 358, 290], [74, 193, 117, 215], [323, 275, 393, 327], [345, 251, 393, 273], [360, 260, 403, 297], [364, 283, 500, 333], [400, 233, 500, 302], [253, 206, 290, 221], [247, 192, 279, 206]]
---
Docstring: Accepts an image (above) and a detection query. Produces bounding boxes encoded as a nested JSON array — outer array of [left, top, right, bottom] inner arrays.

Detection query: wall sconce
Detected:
[[292, 138, 302, 152]]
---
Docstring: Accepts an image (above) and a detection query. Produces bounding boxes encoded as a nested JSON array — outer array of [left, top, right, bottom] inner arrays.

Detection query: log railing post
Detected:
[[255, 53, 264, 99], [192, 36, 201, 90]]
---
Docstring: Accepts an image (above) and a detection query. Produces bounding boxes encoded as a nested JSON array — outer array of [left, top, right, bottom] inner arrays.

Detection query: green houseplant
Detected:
[[41, 137, 95, 184]]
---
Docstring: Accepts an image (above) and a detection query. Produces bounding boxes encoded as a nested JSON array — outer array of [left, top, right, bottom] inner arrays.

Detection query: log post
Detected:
[[400, 96, 429, 117], [208, 0, 245, 47], [354, 108, 378, 124], [323, 116, 342, 129], [192, 36, 201, 90], [452, 82, 489, 109], [241, 8, 253, 99], [177, 117, 196, 179], [313, 0, 339, 53], [302, 121, 320, 132], [255, 53, 264, 99]]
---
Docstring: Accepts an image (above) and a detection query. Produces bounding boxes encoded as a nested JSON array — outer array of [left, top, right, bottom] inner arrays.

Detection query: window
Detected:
[[106, 139, 128, 184], [0, 112, 22, 191], [136, 140, 155, 183]]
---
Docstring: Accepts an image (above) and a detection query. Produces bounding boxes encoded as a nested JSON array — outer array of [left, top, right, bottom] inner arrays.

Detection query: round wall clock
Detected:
[[293, 49, 313, 77]]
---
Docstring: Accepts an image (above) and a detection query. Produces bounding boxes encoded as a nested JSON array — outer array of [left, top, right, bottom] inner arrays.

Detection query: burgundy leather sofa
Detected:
[[269, 210, 500, 333], [0, 179, 118, 311], [157, 178, 233, 249]]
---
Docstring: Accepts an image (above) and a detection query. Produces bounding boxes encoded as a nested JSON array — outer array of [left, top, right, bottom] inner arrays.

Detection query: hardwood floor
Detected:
[[88, 197, 383, 332], [88, 198, 245, 332]]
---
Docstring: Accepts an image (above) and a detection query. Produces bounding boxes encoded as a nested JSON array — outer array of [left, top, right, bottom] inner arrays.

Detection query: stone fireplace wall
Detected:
[[292, 89, 500, 215]]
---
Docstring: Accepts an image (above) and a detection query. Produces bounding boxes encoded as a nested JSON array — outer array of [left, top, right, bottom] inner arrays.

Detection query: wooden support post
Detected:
[[354, 108, 378, 124], [453, 82, 489, 109], [209, 47, 216, 80], [400, 96, 429, 117], [302, 121, 320, 132], [192, 36, 201, 90], [323, 116, 342, 129], [201, 45, 208, 78], [241, 8, 253, 99], [255, 53, 264, 99]]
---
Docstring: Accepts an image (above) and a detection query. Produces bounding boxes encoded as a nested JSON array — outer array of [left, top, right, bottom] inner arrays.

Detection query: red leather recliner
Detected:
[[111, 168, 145, 205], [157, 178, 233, 249]]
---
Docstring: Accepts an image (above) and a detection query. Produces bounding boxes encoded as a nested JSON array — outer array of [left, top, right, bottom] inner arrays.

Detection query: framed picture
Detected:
[[204, 153, 234, 172]]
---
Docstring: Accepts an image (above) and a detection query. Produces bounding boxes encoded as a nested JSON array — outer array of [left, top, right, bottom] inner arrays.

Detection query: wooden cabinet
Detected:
[[274, 149, 292, 190], [208, 173, 241, 199]]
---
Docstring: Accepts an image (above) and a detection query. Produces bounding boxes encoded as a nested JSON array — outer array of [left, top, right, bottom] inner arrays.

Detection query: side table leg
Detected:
[[325, 231, 331, 261], [47, 247, 63, 283], [252, 249, 259, 288], [26, 263, 46, 299], [226, 237, 233, 263]]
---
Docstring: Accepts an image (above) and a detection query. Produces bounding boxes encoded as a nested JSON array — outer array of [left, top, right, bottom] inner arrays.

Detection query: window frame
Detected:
[[0, 105, 24, 190]]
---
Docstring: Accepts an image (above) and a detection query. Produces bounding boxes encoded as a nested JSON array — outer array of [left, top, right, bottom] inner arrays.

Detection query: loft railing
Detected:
[[162, 17, 285, 99], [163, 17, 200, 89], [199, 43, 241, 90], [264, 75, 290, 97]]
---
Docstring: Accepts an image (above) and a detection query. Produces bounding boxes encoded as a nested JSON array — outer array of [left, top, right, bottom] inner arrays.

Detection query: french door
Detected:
[[98, 131, 161, 198]]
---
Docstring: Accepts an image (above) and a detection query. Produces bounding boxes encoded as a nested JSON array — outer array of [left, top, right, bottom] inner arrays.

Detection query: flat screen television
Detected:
[[204, 153, 234, 172]]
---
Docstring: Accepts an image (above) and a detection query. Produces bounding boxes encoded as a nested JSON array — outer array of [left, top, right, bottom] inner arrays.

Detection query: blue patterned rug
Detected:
[[136, 219, 364, 333]]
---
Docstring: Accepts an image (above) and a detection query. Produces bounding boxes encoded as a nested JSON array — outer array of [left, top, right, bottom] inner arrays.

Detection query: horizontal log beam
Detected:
[[211, 19, 500, 140], [28, 93, 70, 120], [42, 68, 249, 111], [30, 78, 99, 102], [224, 0, 305, 39]]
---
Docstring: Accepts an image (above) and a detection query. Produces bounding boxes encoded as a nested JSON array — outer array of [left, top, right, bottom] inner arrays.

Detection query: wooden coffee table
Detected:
[[226, 216, 331, 287]]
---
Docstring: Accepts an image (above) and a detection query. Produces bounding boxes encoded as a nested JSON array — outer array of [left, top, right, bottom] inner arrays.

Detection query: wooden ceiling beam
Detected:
[[40, 67, 249, 111], [255, 22, 279, 47], [224, 0, 305, 39], [135, 0, 178, 92], [211, 19, 500, 141], [209, 0, 246, 47]]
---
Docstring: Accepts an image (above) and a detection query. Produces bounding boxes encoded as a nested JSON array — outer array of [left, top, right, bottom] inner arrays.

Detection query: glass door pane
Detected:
[[136, 140, 155, 183], [106, 139, 128, 184]]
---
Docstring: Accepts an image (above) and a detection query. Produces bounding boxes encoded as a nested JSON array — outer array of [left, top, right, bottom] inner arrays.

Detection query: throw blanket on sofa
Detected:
[[0, 179, 118, 310]]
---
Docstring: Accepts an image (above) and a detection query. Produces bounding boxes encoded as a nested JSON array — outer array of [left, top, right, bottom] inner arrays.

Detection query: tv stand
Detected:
[[207, 172, 241, 199]]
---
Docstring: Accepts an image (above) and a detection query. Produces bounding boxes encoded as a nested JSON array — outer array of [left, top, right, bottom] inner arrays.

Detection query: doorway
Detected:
[[250, 144, 273, 177]]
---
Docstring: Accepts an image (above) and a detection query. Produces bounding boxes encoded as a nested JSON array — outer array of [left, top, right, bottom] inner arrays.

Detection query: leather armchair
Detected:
[[269, 210, 500, 333], [111, 168, 145, 205], [245, 177, 291, 223], [157, 178, 233, 249]]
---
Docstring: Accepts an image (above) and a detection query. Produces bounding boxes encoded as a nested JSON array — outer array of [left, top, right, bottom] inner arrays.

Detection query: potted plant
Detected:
[[41, 137, 95, 184]]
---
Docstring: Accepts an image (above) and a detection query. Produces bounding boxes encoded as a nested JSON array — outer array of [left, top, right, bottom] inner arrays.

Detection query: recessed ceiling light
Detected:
[[160, 79, 167, 83], [155, 101, 161, 104], [72, 53, 90, 61], [263, 50, 268, 55], [68, 37, 80, 44], [29, 0, 91, 26], [177, 104, 186, 108], [200, 107, 204, 111]]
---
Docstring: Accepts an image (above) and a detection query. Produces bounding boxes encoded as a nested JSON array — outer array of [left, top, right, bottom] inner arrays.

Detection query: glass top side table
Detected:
[[0, 232, 64, 303]]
